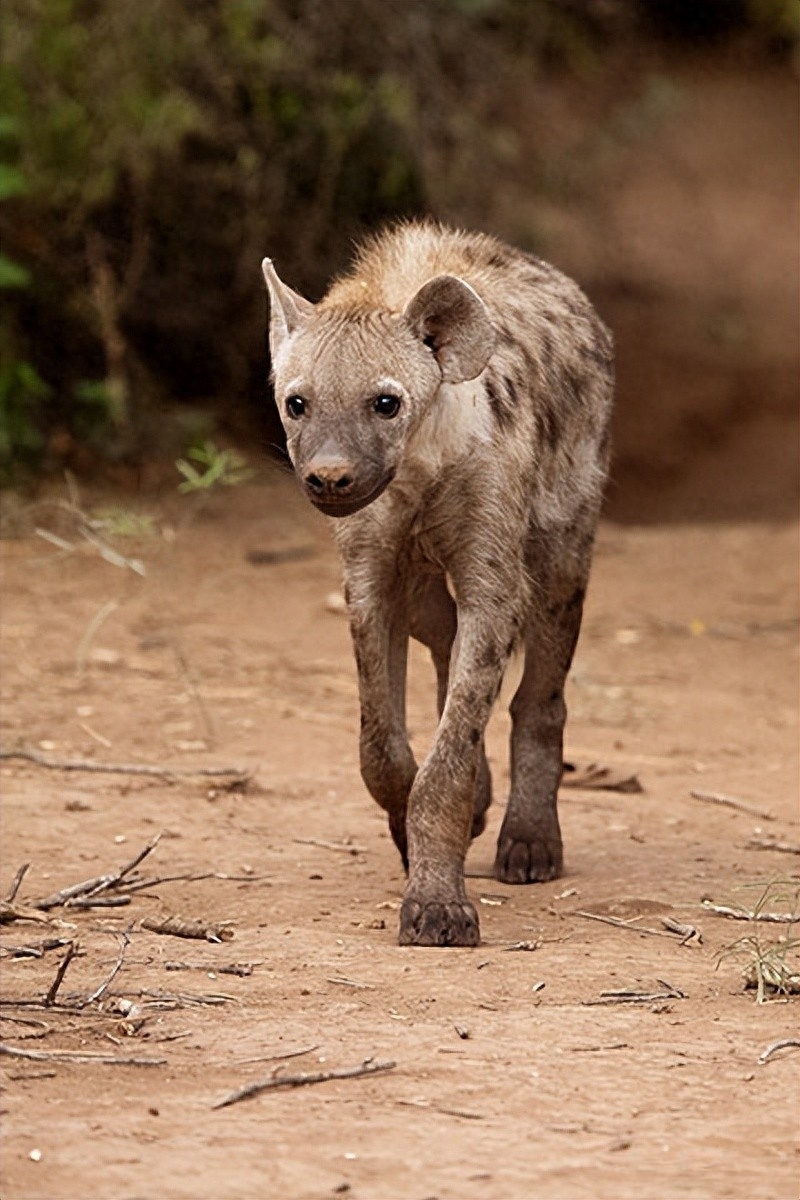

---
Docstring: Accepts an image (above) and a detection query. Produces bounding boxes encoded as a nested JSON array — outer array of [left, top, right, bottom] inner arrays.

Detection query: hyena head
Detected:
[[262, 259, 496, 517]]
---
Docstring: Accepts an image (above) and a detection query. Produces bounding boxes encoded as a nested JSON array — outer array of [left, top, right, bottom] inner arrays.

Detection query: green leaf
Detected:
[[0, 255, 31, 289], [0, 164, 28, 200]]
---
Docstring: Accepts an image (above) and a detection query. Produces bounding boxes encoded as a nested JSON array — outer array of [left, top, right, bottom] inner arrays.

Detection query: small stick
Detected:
[[5, 863, 30, 903], [141, 916, 234, 942], [85, 832, 163, 899], [758, 1038, 800, 1065], [293, 837, 366, 856], [79, 931, 131, 1008], [661, 917, 703, 945], [701, 902, 797, 924], [69, 895, 132, 909], [212, 1058, 396, 1110], [690, 789, 775, 821], [0, 1042, 165, 1067], [44, 941, 77, 1007], [326, 976, 376, 990], [573, 911, 675, 938], [0, 900, 53, 924], [747, 837, 800, 856], [0, 748, 250, 781], [236, 1044, 319, 1065]]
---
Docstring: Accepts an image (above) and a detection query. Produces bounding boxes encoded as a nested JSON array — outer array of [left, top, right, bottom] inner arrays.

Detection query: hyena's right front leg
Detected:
[[347, 592, 417, 867]]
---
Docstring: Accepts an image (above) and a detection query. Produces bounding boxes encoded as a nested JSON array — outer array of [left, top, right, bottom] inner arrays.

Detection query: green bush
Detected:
[[0, 0, 793, 482]]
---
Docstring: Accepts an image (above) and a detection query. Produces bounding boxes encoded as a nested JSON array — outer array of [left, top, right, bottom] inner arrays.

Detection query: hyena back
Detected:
[[263, 221, 613, 947]]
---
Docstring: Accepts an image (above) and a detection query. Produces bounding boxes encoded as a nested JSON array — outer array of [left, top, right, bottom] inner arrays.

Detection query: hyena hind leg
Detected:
[[409, 573, 492, 840], [496, 580, 586, 884]]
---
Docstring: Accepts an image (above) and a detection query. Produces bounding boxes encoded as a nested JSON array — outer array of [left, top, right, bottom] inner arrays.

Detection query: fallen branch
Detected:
[[0, 900, 52, 925], [79, 931, 131, 1008], [0, 747, 250, 783], [758, 1038, 800, 1066], [165, 960, 256, 977], [573, 911, 675, 939], [584, 980, 686, 1006], [45, 941, 78, 1007], [690, 789, 775, 821], [212, 1058, 396, 1110], [293, 837, 366, 856], [747, 837, 800, 856], [702, 902, 797, 924], [5, 863, 30, 903], [0, 1042, 165, 1067], [33, 833, 163, 910], [141, 915, 234, 943], [562, 762, 642, 794]]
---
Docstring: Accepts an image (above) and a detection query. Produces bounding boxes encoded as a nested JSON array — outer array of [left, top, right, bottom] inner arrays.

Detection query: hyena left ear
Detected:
[[262, 259, 315, 358], [404, 275, 496, 384]]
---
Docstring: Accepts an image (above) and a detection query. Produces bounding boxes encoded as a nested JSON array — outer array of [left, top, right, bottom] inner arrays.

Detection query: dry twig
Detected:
[[79, 932, 131, 1007], [141, 915, 234, 942], [702, 902, 797, 924], [44, 941, 78, 1007], [0, 747, 250, 783], [690, 789, 775, 821], [5, 863, 30, 903], [293, 837, 366, 855], [573, 910, 675, 939], [584, 980, 686, 1006], [758, 1038, 800, 1065], [0, 1042, 164, 1067], [562, 762, 643, 794], [212, 1058, 396, 1110]]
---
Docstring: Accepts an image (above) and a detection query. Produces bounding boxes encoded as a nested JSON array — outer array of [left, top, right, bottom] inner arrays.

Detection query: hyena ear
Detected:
[[261, 259, 314, 356], [404, 274, 496, 384]]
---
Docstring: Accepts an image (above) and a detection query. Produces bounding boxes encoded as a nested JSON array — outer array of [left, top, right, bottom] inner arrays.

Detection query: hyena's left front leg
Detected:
[[399, 609, 517, 947]]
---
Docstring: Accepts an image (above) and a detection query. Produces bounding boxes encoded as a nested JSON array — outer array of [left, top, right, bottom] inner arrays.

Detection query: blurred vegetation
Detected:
[[0, 0, 796, 484]]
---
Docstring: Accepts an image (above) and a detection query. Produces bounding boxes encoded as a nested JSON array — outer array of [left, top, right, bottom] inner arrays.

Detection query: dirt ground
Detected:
[[1, 468, 798, 1200]]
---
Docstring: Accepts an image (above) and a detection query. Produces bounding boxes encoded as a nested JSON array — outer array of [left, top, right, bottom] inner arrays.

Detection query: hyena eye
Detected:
[[373, 394, 401, 419], [285, 395, 306, 419]]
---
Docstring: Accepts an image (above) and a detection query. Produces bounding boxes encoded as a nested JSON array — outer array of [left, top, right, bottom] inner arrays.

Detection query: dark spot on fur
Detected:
[[505, 639, 514, 656], [548, 690, 560, 703], [470, 727, 480, 745], [484, 692, 493, 705], [479, 643, 501, 670], [535, 402, 562, 451], [485, 371, 518, 431], [487, 247, 513, 268]]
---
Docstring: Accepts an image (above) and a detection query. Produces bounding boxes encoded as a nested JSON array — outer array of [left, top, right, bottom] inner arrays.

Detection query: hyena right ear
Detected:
[[404, 274, 496, 384], [261, 259, 314, 357]]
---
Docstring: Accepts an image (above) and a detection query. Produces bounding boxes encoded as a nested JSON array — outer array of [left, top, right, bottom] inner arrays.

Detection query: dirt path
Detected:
[[1, 473, 798, 1200]]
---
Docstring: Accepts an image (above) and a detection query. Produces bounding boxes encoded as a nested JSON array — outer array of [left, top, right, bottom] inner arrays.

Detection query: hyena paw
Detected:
[[398, 897, 480, 947], [495, 818, 563, 884]]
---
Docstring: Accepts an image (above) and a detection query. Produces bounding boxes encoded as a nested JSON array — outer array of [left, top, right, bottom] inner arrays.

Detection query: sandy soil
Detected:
[[1, 471, 798, 1200]]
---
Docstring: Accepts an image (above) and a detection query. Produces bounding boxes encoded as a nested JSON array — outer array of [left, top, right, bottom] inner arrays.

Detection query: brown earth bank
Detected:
[[1, 471, 798, 1200]]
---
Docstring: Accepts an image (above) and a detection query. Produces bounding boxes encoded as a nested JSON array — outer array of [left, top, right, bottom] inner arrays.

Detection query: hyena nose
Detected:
[[303, 459, 355, 498]]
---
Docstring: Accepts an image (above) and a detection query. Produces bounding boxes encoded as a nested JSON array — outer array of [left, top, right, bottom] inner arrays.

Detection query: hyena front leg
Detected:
[[400, 607, 516, 947], [496, 576, 587, 884], [409, 573, 493, 840], [347, 585, 417, 867]]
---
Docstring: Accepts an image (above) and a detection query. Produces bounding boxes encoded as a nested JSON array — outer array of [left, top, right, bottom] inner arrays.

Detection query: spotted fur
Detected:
[[263, 220, 613, 946]]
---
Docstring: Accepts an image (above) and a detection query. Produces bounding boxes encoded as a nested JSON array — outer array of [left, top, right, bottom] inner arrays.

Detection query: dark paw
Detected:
[[398, 897, 480, 946], [495, 821, 563, 884]]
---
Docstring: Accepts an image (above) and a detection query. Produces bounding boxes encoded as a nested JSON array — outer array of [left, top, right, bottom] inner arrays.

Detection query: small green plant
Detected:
[[176, 440, 253, 494], [716, 879, 800, 1003], [87, 506, 156, 539]]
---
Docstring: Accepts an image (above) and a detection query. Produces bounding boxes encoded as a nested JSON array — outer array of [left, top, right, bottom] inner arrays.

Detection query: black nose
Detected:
[[303, 463, 354, 498]]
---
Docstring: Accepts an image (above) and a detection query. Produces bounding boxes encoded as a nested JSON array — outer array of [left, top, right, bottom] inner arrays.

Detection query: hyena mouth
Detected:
[[310, 473, 395, 518]]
